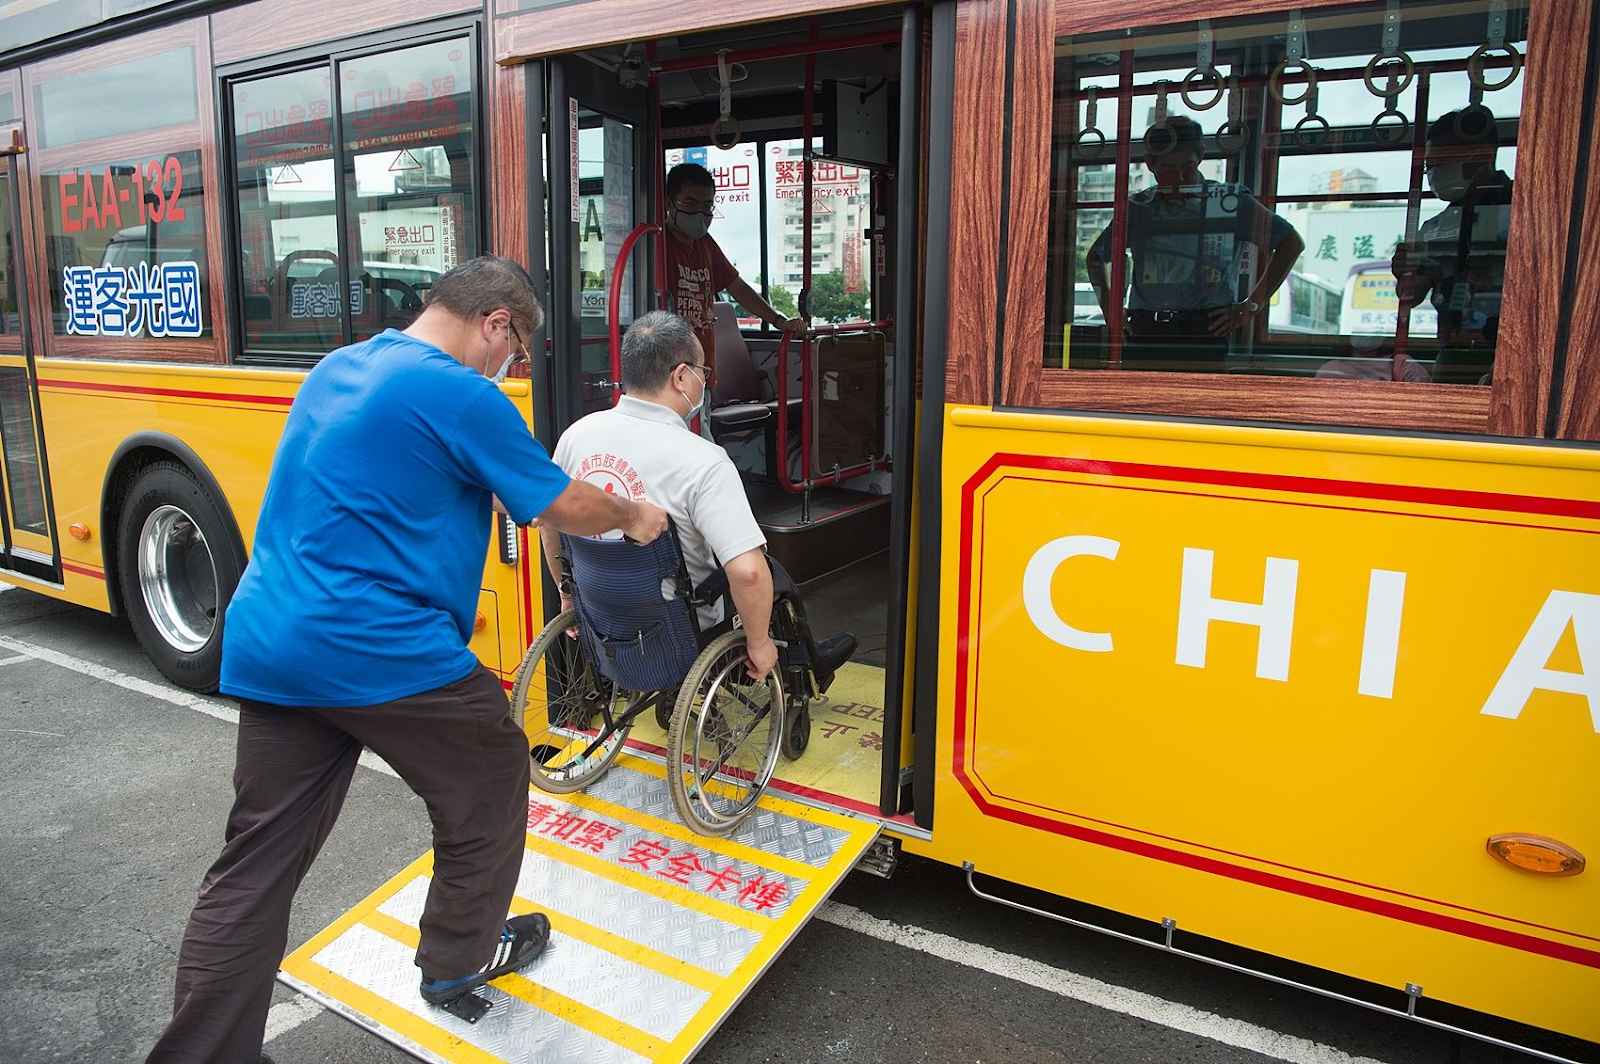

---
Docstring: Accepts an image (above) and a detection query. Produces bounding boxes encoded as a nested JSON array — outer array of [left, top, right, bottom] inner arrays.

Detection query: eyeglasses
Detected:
[[672, 198, 716, 216], [678, 361, 707, 382], [507, 321, 530, 366]]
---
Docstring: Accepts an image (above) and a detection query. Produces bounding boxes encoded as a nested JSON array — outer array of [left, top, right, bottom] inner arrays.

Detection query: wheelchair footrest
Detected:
[[440, 991, 491, 1024]]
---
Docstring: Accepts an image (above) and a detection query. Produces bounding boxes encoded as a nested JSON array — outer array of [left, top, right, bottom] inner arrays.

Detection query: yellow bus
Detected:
[[0, 0, 1594, 1059]]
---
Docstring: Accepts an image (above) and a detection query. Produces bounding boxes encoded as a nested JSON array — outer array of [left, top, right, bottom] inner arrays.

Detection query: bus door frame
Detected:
[[0, 123, 63, 585], [542, 55, 656, 435]]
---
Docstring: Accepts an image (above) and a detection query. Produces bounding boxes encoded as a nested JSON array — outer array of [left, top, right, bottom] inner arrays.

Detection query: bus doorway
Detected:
[[0, 125, 62, 587], [534, 9, 922, 824]]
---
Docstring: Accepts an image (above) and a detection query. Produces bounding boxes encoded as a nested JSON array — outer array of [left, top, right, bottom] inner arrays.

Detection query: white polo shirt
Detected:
[[552, 394, 767, 626]]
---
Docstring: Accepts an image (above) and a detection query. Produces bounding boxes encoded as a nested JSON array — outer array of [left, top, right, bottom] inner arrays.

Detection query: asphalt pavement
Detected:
[[2, 583, 1595, 1064]]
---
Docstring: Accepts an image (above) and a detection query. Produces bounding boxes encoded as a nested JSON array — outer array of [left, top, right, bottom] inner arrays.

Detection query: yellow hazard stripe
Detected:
[[365, 910, 666, 1060], [506, 894, 723, 994], [567, 788, 819, 884], [292, 958, 503, 1064], [522, 831, 768, 932]]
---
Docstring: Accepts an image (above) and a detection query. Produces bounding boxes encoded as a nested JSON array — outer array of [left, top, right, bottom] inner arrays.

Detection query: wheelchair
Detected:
[[508, 523, 833, 836]]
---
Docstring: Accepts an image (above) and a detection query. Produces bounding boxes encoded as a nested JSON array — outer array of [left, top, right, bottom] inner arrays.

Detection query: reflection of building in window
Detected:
[[1046, 0, 1527, 387]]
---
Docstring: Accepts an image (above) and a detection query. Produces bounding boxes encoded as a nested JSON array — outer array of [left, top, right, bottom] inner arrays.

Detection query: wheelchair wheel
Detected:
[[781, 699, 811, 760], [666, 630, 785, 836], [510, 609, 633, 793]]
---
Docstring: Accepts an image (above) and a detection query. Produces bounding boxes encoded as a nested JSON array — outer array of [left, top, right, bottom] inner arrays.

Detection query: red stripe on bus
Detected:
[[61, 561, 105, 580], [952, 453, 1600, 969], [36, 378, 295, 407]]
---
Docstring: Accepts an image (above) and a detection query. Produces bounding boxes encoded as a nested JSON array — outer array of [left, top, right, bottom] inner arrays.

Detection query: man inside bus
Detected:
[[1085, 114, 1304, 370], [541, 310, 855, 688], [664, 161, 804, 386], [145, 256, 670, 1064], [1391, 106, 1514, 385]]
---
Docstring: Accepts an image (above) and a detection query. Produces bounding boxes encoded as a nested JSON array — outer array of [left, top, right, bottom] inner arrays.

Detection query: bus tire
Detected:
[[115, 461, 246, 692]]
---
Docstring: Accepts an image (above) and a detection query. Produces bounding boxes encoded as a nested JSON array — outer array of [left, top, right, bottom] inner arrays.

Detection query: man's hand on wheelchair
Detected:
[[623, 501, 670, 545], [745, 634, 779, 684]]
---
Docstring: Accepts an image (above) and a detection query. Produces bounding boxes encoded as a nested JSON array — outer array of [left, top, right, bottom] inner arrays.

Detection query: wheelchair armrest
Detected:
[[691, 568, 730, 606]]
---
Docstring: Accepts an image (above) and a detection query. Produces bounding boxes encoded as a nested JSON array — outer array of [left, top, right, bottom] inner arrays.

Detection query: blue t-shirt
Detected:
[[221, 330, 569, 707]]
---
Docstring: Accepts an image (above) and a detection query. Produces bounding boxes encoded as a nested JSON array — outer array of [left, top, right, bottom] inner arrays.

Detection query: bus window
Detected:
[[0, 174, 19, 336], [573, 108, 634, 415], [763, 139, 873, 328], [39, 151, 211, 341], [663, 142, 763, 326], [32, 32, 213, 346], [32, 44, 197, 150], [232, 67, 341, 356], [340, 38, 477, 341], [228, 35, 479, 359], [1044, 0, 1526, 385]]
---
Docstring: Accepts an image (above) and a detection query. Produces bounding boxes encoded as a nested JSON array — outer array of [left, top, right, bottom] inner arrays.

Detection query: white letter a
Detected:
[[1481, 591, 1600, 733]]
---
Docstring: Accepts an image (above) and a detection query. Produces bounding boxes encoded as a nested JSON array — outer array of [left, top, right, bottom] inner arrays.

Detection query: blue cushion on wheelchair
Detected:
[[562, 532, 703, 693]]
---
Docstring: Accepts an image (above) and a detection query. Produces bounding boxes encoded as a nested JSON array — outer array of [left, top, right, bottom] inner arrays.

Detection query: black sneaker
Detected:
[[419, 913, 552, 1004]]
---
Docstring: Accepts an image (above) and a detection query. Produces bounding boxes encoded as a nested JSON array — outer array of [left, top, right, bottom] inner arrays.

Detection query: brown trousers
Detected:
[[145, 666, 530, 1064]]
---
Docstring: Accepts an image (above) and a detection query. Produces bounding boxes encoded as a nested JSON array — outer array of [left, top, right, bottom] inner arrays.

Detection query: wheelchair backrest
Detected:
[[561, 526, 703, 693]]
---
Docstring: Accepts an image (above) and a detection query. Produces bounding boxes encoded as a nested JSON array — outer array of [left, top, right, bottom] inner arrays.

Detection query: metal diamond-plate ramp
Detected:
[[280, 753, 880, 1063]]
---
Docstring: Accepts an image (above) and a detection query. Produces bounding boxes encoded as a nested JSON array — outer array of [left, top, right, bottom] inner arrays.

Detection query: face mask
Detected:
[[671, 207, 711, 240], [489, 326, 518, 384], [490, 352, 513, 385]]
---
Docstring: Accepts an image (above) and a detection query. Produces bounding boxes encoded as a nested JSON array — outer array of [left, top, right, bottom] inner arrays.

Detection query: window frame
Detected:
[[0, 74, 26, 357], [953, 0, 1592, 438], [21, 17, 227, 363], [218, 15, 488, 366]]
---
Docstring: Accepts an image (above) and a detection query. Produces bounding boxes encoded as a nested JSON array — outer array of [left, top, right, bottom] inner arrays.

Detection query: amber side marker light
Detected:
[[1486, 834, 1585, 876], [474, 612, 488, 634], [68, 523, 91, 542]]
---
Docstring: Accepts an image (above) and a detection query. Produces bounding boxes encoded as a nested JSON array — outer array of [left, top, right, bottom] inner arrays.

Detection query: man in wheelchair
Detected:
[[529, 312, 855, 828]]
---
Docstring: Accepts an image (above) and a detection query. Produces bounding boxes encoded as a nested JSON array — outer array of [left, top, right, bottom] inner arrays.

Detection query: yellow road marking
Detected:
[[365, 910, 665, 1060], [506, 895, 723, 994], [521, 832, 768, 932]]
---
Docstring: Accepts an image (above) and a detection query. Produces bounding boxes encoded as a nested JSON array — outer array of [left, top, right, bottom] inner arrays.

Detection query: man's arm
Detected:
[[1249, 228, 1305, 308], [727, 275, 804, 333], [1210, 209, 1305, 337], [723, 548, 777, 682], [540, 480, 668, 543], [538, 523, 575, 620], [1084, 226, 1115, 323]]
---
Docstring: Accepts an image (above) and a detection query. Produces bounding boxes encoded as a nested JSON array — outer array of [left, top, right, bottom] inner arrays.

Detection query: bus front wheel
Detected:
[[115, 461, 245, 692]]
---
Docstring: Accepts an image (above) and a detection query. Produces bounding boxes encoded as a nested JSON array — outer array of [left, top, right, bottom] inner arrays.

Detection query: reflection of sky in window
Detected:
[[267, 160, 335, 201], [339, 39, 468, 118], [354, 146, 450, 197], [38, 47, 196, 148]]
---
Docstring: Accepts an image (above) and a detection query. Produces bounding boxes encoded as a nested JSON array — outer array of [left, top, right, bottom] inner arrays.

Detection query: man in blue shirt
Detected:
[[146, 256, 667, 1064]]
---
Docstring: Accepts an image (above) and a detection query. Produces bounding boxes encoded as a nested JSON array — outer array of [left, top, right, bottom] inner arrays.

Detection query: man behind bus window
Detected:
[[663, 162, 803, 382], [1085, 115, 1304, 370], [541, 310, 855, 685], [144, 257, 668, 1064], [1392, 107, 1514, 385]]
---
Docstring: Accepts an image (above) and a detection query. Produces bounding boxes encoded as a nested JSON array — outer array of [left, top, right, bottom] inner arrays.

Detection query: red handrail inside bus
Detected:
[[608, 222, 662, 405]]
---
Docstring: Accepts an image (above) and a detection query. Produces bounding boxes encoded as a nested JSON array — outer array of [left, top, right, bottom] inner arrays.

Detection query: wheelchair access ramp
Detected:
[[279, 753, 881, 1063]]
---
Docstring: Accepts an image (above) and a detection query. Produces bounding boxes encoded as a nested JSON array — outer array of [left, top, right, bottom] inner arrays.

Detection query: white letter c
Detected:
[[1023, 535, 1119, 652]]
